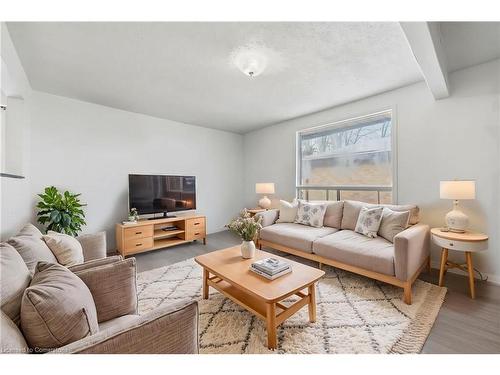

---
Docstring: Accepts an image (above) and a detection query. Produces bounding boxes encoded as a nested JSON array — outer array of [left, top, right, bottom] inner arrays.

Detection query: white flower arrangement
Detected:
[[226, 209, 263, 241]]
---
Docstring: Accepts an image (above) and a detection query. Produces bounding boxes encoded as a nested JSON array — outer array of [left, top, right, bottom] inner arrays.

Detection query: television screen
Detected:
[[128, 174, 196, 215]]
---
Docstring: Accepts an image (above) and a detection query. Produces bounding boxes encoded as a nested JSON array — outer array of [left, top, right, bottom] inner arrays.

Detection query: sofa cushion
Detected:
[[294, 201, 328, 228], [276, 200, 298, 223], [1, 310, 29, 354], [21, 262, 99, 351], [341, 200, 419, 230], [77, 231, 107, 261], [260, 223, 337, 253], [378, 208, 410, 243], [381, 203, 419, 225], [43, 231, 84, 267], [308, 200, 344, 229], [0, 243, 32, 325], [313, 230, 395, 276], [98, 314, 139, 331], [7, 224, 58, 273]]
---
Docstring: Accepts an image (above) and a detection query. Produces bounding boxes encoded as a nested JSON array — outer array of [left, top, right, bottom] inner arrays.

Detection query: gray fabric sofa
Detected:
[[257, 200, 430, 305], [1, 224, 198, 354]]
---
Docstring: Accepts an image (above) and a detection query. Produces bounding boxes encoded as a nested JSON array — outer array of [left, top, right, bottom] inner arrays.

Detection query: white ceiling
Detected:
[[6, 22, 500, 133]]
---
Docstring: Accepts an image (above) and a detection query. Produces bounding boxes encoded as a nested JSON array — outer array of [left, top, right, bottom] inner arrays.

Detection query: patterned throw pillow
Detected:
[[354, 207, 384, 238], [294, 201, 328, 228]]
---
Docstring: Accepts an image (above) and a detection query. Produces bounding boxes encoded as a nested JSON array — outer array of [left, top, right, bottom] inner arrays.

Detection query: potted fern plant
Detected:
[[36, 186, 87, 236], [226, 209, 262, 259]]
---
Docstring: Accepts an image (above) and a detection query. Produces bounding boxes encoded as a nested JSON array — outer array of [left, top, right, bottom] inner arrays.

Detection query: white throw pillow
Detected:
[[294, 201, 328, 228], [42, 231, 84, 267], [354, 207, 384, 238], [276, 199, 299, 223]]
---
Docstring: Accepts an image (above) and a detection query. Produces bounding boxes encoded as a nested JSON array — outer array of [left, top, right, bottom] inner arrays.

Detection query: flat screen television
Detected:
[[128, 174, 196, 217]]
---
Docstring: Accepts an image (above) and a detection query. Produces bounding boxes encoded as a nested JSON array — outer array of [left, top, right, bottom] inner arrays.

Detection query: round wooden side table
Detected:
[[431, 228, 488, 299]]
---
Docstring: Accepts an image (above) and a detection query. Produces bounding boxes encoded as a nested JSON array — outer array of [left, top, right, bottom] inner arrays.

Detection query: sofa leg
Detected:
[[318, 262, 322, 270], [259, 242, 262, 250], [403, 282, 412, 305]]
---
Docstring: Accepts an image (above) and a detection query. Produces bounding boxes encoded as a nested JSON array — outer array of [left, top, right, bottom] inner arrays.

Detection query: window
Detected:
[[296, 110, 395, 204]]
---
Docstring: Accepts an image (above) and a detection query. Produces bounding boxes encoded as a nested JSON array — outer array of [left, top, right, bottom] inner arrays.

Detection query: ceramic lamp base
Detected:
[[258, 195, 271, 209], [445, 200, 468, 233]]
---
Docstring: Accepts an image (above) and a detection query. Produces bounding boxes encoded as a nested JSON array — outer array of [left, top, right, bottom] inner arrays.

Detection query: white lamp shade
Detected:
[[440, 180, 476, 200], [255, 183, 275, 194]]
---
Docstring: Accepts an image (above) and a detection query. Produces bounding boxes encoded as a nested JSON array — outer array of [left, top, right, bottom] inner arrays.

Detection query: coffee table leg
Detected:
[[308, 284, 317, 322], [266, 303, 277, 350], [202, 268, 209, 299]]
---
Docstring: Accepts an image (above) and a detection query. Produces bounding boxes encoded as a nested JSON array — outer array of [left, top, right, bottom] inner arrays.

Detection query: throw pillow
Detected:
[[21, 262, 98, 351], [73, 258, 137, 322], [294, 201, 328, 228], [378, 208, 410, 243], [309, 200, 344, 228], [42, 231, 84, 267], [7, 225, 58, 273], [16, 223, 43, 238], [276, 199, 299, 223], [341, 200, 420, 229], [76, 231, 107, 261], [0, 243, 32, 326], [354, 207, 384, 238]]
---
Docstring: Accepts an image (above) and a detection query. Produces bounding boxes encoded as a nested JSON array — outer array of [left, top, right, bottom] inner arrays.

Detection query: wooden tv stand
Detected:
[[116, 214, 206, 256]]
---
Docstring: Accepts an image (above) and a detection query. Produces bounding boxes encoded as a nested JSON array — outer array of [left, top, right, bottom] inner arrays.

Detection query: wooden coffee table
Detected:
[[194, 246, 325, 349]]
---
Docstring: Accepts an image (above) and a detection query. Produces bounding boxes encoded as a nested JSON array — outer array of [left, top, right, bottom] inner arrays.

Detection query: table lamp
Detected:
[[440, 180, 476, 233], [256, 183, 275, 209]]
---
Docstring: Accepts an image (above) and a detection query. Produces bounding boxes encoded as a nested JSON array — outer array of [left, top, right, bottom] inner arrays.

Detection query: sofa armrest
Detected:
[[55, 301, 199, 354], [68, 255, 123, 273], [255, 209, 279, 227], [77, 231, 107, 262], [394, 224, 430, 281], [73, 258, 137, 322]]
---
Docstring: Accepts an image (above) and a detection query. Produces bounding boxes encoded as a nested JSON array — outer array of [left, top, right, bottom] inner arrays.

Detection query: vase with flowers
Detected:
[[226, 209, 262, 259]]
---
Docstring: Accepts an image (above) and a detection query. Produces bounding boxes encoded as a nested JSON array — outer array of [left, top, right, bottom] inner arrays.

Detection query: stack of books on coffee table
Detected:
[[250, 257, 291, 280]]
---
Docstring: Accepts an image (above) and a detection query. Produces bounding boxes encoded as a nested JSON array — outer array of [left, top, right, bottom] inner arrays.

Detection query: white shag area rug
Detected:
[[137, 253, 446, 354]]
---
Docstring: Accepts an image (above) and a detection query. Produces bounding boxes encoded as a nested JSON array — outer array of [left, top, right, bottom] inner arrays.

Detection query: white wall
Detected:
[[4, 91, 244, 248], [243, 60, 500, 282], [0, 22, 33, 238]]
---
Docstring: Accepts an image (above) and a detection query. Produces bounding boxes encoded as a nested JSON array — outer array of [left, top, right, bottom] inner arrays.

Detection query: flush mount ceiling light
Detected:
[[229, 42, 287, 78], [231, 46, 268, 77]]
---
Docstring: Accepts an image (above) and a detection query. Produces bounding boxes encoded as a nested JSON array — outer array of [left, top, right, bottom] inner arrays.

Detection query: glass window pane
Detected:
[[297, 111, 393, 203], [306, 190, 327, 201], [340, 191, 379, 204]]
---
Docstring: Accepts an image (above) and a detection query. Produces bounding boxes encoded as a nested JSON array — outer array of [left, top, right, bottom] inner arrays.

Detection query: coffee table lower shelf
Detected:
[[202, 269, 317, 350]]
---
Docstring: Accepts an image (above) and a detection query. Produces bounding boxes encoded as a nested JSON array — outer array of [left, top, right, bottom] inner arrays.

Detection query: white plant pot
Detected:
[[241, 240, 256, 259]]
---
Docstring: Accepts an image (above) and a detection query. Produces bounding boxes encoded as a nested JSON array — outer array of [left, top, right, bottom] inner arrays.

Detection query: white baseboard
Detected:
[[430, 261, 500, 286]]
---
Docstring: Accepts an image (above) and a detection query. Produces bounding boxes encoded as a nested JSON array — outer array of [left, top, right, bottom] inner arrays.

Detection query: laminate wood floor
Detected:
[[133, 230, 500, 354]]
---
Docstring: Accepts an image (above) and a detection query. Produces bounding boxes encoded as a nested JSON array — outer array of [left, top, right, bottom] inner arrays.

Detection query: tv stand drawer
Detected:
[[186, 218, 205, 231], [186, 229, 206, 241], [124, 237, 154, 253], [124, 225, 153, 240]]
